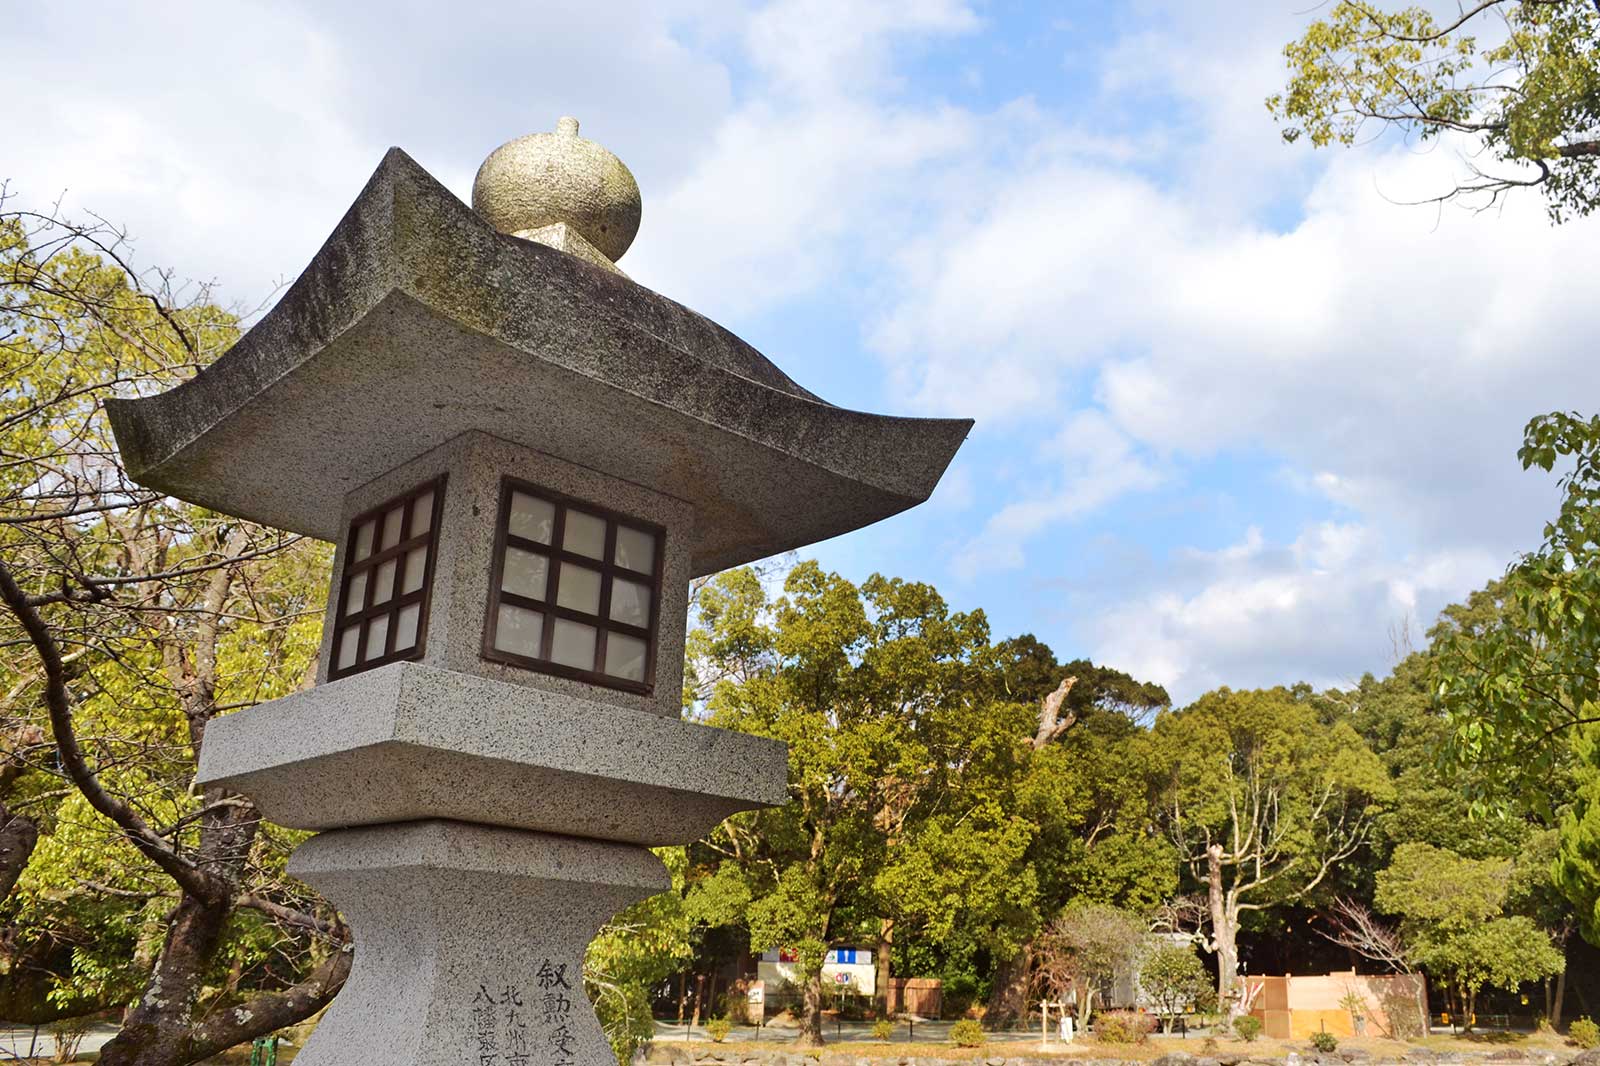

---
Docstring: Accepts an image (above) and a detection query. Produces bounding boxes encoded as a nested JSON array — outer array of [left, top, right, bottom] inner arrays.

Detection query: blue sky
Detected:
[[11, 1, 1598, 703]]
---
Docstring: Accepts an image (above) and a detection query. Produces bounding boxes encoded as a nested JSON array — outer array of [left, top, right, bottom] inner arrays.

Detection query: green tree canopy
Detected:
[[1376, 842, 1564, 1018], [1270, 1, 1600, 219], [1154, 687, 1391, 1016]]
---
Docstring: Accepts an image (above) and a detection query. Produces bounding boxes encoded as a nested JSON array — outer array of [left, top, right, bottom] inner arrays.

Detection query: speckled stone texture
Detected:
[[104, 147, 972, 576], [195, 660, 789, 844], [517, 222, 628, 276], [314, 432, 692, 717], [473, 117, 641, 263], [287, 820, 666, 1066]]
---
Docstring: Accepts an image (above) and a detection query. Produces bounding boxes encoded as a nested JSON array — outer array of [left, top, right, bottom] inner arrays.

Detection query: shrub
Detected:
[[1233, 1015, 1264, 1043], [1141, 943, 1211, 1031], [950, 1019, 985, 1047], [1571, 1016, 1600, 1049], [942, 971, 981, 1019], [49, 1019, 92, 1064], [706, 1017, 732, 1043], [872, 1019, 895, 1042], [717, 989, 750, 1026], [1310, 1031, 1339, 1053], [1095, 1011, 1155, 1044], [1202, 1037, 1220, 1054]]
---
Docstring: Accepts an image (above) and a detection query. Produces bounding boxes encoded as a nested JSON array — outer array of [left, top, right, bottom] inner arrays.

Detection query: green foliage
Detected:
[[1434, 412, 1600, 944], [1152, 686, 1389, 1011], [0, 209, 337, 1025], [1436, 413, 1600, 797], [705, 1018, 732, 1043], [1035, 901, 1147, 1024], [586, 848, 694, 1065], [948, 1019, 985, 1047], [1375, 843, 1564, 1007], [1559, 728, 1600, 944], [1269, 1, 1600, 219], [1233, 1015, 1264, 1042], [1139, 944, 1209, 1029], [1095, 1010, 1154, 1044], [693, 563, 1000, 1034], [688, 563, 1175, 1033], [872, 1019, 894, 1042], [1569, 1016, 1600, 1049], [1310, 1031, 1339, 1053]]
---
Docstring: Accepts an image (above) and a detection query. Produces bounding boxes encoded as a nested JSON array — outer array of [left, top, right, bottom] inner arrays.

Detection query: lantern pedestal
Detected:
[[286, 820, 668, 1066]]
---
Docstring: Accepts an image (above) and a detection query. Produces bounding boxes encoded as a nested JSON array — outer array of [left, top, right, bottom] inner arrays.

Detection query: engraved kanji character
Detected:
[[536, 960, 571, 991]]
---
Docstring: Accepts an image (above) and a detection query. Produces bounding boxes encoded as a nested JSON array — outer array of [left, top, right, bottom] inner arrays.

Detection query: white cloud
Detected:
[[951, 410, 1164, 578], [1090, 523, 1500, 702], [625, 0, 985, 316], [743, 0, 980, 98], [6, 1, 735, 305], [10, 0, 1582, 703], [875, 113, 1599, 583]]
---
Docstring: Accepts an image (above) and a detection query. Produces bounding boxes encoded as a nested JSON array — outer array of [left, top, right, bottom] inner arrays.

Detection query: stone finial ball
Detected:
[[471, 117, 642, 262]]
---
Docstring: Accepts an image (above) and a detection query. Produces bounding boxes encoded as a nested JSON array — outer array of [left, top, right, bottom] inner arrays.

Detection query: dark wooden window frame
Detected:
[[328, 476, 447, 681], [481, 477, 665, 695]]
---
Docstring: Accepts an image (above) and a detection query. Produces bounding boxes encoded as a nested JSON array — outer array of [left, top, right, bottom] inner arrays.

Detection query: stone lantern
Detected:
[[106, 119, 970, 1066]]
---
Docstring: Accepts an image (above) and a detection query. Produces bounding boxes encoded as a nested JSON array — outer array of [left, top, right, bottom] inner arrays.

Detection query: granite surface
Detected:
[[473, 117, 641, 263], [517, 221, 627, 276], [104, 147, 972, 576], [314, 432, 693, 717], [196, 661, 789, 844], [289, 819, 665, 1066]]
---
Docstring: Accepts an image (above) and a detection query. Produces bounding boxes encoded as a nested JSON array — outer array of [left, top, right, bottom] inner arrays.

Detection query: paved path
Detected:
[[0, 1022, 121, 1059], [649, 1018, 1196, 1047]]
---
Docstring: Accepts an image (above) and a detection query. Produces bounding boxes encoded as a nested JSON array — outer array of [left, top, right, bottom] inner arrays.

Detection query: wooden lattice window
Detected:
[[329, 477, 446, 680], [482, 478, 663, 693]]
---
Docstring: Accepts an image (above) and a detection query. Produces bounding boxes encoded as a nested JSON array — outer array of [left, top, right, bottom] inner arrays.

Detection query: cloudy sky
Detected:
[[10, 1, 1593, 703]]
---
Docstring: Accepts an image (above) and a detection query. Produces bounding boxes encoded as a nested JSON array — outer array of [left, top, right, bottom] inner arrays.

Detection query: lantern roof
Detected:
[[106, 145, 971, 575]]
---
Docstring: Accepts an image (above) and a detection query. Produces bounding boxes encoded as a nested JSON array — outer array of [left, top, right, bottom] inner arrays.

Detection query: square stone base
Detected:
[[289, 820, 668, 1066]]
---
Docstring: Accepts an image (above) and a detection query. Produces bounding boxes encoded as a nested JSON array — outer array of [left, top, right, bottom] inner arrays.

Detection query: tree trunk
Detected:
[[986, 939, 1034, 1026], [677, 971, 688, 1024], [796, 969, 825, 1047], [1552, 968, 1567, 1028], [1206, 845, 1243, 1019], [875, 919, 893, 1018], [690, 974, 705, 1029], [97, 894, 230, 1066], [1078, 984, 1097, 1029], [0, 805, 38, 899]]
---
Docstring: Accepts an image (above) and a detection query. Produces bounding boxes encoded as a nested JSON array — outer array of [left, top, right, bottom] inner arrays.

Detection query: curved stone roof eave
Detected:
[[106, 148, 973, 574]]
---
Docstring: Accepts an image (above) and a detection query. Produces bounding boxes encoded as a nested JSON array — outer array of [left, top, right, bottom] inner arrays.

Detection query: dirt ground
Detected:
[[644, 1029, 1586, 1062]]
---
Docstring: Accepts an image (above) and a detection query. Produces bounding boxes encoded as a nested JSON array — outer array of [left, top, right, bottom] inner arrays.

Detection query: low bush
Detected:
[[1096, 1011, 1155, 1044], [872, 1019, 895, 1042], [49, 1019, 92, 1065], [1310, 1031, 1339, 1053], [1571, 1016, 1600, 1049], [716, 990, 750, 1026], [1233, 1015, 1264, 1043], [950, 1019, 985, 1047], [705, 1017, 732, 1043]]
